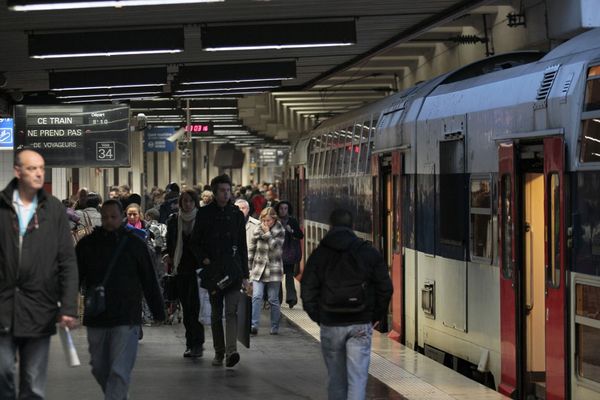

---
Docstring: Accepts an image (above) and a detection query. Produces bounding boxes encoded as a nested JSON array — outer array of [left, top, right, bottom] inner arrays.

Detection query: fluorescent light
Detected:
[[178, 61, 296, 85], [9, 0, 223, 11], [585, 135, 600, 144], [201, 20, 356, 52], [50, 67, 167, 91], [175, 85, 279, 94], [63, 95, 158, 103], [174, 90, 267, 97], [53, 84, 164, 91], [33, 50, 182, 59], [56, 91, 161, 99], [30, 28, 184, 59], [204, 43, 354, 51], [180, 78, 289, 85]]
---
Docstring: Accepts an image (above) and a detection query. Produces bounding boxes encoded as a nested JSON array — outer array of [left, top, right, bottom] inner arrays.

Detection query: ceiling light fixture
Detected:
[[50, 67, 167, 91], [30, 29, 184, 59], [9, 0, 222, 11], [178, 61, 295, 85], [201, 20, 356, 52]]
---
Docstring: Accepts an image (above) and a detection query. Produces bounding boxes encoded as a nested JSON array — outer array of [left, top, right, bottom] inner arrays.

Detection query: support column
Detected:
[[52, 168, 68, 200], [157, 152, 170, 189]]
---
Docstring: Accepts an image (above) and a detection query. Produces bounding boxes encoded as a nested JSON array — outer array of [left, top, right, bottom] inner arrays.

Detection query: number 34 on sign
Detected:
[[96, 141, 115, 161]]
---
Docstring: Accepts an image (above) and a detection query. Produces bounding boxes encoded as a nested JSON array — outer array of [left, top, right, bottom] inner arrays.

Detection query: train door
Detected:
[[498, 138, 567, 400], [390, 151, 404, 343], [373, 152, 404, 342]]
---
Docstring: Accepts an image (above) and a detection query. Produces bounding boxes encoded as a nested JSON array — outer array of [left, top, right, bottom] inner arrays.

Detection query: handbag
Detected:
[[282, 237, 302, 265], [84, 236, 129, 318], [72, 211, 93, 244]]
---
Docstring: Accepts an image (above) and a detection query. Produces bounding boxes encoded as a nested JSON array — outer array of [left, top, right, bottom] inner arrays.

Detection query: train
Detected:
[[283, 27, 600, 400]]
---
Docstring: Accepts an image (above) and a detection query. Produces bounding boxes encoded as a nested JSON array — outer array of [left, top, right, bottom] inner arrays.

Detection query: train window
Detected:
[[358, 120, 371, 174], [576, 283, 600, 383], [366, 118, 377, 174], [584, 65, 600, 112], [501, 174, 513, 279], [439, 140, 466, 248], [340, 126, 356, 175], [348, 124, 358, 174], [580, 118, 600, 162], [470, 178, 492, 262], [330, 132, 339, 176], [547, 173, 560, 288]]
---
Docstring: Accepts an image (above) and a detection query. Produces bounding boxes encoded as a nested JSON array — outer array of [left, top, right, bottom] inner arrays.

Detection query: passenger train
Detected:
[[283, 28, 600, 400]]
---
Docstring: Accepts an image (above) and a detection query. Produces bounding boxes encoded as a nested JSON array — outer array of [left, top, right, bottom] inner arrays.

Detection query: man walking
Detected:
[[0, 149, 79, 400], [76, 199, 165, 400], [301, 209, 393, 400], [194, 175, 248, 368], [234, 198, 260, 250]]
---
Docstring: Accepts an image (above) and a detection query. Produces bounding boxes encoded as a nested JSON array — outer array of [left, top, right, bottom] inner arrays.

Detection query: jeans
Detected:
[[0, 334, 50, 400], [209, 288, 239, 357], [176, 274, 205, 348], [320, 323, 373, 400], [87, 325, 140, 400], [251, 280, 280, 331]]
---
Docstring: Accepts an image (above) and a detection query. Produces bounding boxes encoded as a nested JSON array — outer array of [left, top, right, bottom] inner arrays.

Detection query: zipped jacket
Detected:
[[0, 178, 78, 337]]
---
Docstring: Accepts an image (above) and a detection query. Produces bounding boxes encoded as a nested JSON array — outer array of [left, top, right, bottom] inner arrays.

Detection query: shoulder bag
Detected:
[[84, 236, 129, 318]]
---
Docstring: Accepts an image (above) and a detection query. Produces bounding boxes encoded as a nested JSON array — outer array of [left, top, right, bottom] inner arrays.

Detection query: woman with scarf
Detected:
[[166, 189, 204, 357], [248, 207, 285, 335]]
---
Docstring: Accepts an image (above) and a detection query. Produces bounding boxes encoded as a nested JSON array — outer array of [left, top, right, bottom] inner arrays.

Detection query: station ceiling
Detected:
[[0, 0, 504, 139]]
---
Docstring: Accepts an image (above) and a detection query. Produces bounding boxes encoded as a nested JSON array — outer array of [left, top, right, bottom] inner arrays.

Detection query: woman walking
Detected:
[[166, 189, 204, 357], [248, 207, 285, 335], [275, 201, 304, 308]]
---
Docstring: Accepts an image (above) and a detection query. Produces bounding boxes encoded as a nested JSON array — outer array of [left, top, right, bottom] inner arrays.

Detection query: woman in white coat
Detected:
[[248, 207, 285, 335]]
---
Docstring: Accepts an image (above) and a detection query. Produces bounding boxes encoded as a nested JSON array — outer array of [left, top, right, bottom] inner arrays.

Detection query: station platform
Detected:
[[44, 302, 506, 400]]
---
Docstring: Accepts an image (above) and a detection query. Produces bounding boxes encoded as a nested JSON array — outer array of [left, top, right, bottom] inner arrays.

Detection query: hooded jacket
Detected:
[[0, 178, 79, 337], [76, 226, 166, 327], [301, 227, 393, 326]]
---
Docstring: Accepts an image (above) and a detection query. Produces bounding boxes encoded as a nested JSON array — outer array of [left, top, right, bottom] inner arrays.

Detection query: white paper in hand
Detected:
[[58, 326, 81, 367]]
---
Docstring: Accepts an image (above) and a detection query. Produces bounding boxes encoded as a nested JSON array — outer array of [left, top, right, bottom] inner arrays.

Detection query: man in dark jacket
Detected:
[[193, 174, 248, 368], [76, 199, 165, 399], [0, 149, 79, 400], [301, 208, 393, 400]]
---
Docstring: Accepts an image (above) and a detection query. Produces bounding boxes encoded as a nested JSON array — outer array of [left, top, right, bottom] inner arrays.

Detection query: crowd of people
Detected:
[[1, 148, 393, 400]]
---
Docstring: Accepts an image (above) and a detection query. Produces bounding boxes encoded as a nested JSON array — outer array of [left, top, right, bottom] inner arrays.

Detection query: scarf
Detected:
[[173, 208, 198, 274]]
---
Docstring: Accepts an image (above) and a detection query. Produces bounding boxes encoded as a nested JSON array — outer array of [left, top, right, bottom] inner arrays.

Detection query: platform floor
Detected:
[[43, 295, 507, 400], [45, 313, 403, 400]]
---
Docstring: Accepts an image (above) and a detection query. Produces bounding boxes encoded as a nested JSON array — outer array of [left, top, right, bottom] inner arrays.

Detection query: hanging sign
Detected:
[[14, 104, 130, 167]]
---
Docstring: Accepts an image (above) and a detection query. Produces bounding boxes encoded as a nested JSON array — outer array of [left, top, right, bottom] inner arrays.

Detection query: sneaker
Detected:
[[183, 348, 192, 358], [225, 352, 240, 368], [212, 354, 224, 367], [270, 328, 279, 335], [250, 326, 258, 335]]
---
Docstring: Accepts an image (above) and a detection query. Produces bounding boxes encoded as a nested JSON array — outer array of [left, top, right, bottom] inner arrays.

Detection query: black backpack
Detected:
[[320, 239, 369, 313]]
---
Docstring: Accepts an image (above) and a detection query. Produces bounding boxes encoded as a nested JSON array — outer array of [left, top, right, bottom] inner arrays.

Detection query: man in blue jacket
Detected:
[[0, 149, 79, 400], [302, 208, 393, 400]]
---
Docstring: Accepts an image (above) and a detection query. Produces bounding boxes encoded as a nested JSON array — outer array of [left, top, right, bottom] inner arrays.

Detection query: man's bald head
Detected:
[[14, 149, 45, 193]]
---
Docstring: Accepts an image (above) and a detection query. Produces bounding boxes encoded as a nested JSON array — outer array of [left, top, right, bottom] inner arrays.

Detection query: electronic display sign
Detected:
[[187, 122, 213, 137], [14, 104, 130, 167], [0, 118, 14, 150]]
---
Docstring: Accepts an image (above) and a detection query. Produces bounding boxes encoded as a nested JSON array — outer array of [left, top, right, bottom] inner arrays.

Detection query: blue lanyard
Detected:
[[15, 191, 38, 237]]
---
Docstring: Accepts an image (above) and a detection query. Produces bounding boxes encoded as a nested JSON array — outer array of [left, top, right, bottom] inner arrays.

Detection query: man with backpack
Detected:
[[301, 208, 393, 400]]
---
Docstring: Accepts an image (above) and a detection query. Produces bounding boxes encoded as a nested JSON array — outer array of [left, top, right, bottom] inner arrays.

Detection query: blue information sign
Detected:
[[0, 118, 14, 150], [144, 127, 176, 152]]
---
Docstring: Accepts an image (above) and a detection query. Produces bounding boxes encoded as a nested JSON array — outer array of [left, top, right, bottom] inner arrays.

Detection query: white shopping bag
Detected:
[[197, 272, 212, 325]]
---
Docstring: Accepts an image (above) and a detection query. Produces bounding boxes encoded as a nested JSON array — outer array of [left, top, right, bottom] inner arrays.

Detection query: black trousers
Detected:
[[176, 274, 205, 348], [283, 263, 297, 305]]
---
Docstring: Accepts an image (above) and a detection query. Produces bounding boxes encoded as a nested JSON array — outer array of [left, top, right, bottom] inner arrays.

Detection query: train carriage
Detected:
[[285, 28, 600, 400]]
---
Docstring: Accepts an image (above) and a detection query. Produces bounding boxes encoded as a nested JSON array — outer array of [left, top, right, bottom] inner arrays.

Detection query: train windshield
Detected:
[[580, 65, 600, 162]]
